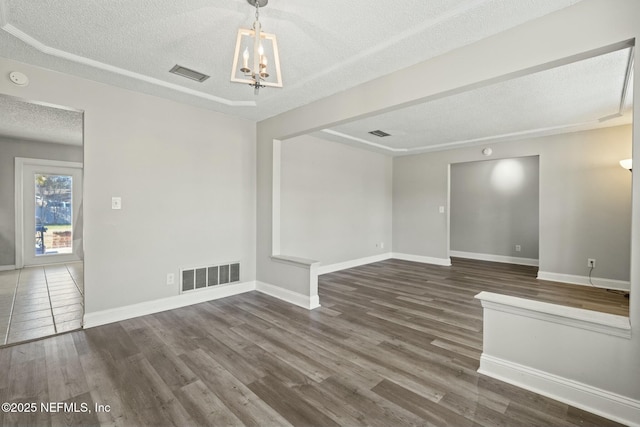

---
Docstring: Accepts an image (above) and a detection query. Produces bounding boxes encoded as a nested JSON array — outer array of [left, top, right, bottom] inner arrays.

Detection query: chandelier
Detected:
[[230, 0, 282, 94]]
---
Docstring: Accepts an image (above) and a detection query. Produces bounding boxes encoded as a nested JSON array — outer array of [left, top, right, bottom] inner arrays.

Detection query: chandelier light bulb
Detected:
[[241, 47, 250, 73]]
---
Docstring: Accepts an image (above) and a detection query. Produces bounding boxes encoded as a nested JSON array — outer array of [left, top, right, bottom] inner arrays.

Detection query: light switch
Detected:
[[111, 197, 122, 210], [439, 206, 445, 213]]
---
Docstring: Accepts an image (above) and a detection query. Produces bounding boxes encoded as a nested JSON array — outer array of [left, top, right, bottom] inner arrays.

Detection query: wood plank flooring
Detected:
[[0, 258, 629, 426]]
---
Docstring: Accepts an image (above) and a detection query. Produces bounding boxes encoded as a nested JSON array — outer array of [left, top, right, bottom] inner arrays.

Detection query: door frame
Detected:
[[15, 157, 83, 268]]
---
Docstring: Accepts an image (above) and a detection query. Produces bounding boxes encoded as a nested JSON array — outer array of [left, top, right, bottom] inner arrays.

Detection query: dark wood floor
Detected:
[[0, 258, 629, 426]]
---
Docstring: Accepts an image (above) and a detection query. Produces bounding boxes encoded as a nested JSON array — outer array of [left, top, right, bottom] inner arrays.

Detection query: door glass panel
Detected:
[[34, 174, 73, 256]]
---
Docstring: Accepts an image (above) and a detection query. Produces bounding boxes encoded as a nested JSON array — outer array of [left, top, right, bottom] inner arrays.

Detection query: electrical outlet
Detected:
[[588, 258, 596, 268], [515, 245, 521, 252], [111, 196, 122, 210], [166, 273, 175, 285], [380, 242, 384, 249]]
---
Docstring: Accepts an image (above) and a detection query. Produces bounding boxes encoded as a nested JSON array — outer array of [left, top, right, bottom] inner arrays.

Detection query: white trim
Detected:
[[15, 157, 83, 170], [15, 158, 84, 269], [270, 255, 319, 268], [450, 250, 539, 266], [404, 120, 603, 155], [14, 158, 23, 269], [272, 139, 282, 255], [256, 281, 321, 310], [0, 265, 16, 271], [391, 252, 452, 266], [475, 291, 631, 338], [15, 158, 83, 268], [84, 281, 256, 328], [318, 253, 392, 274], [320, 129, 408, 153], [537, 271, 630, 291], [321, 121, 626, 157], [478, 354, 640, 427]]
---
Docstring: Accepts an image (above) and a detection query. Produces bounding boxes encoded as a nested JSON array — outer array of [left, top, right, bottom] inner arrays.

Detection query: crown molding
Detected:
[[324, 117, 632, 156], [320, 129, 407, 154]]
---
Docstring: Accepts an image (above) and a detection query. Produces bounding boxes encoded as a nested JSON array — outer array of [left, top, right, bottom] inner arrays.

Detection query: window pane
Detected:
[[35, 174, 73, 256]]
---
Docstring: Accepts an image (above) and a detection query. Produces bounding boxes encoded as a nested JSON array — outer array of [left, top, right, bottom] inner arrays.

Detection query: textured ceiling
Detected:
[[0, 95, 83, 145], [0, 0, 582, 121], [313, 47, 634, 154]]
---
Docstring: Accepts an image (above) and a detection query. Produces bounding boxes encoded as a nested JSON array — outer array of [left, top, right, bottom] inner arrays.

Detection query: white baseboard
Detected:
[[391, 252, 452, 266], [0, 265, 16, 271], [318, 253, 392, 275], [537, 271, 630, 291], [84, 281, 256, 328], [256, 281, 320, 310], [450, 250, 539, 267], [479, 354, 640, 427]]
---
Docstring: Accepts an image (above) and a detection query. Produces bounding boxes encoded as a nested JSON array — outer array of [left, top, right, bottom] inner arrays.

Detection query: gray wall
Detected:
[[280, 134, 392, 266], [450, 156, 539, 260], [0, 56, 256, 313], [0, 136, 83, 266], [394, 125, 631, 281]]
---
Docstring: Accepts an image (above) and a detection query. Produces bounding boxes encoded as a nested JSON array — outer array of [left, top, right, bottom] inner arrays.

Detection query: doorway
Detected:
[[0, 94, 84, 346], [16, 159, 83, 267], [448, 156, 540, 266]]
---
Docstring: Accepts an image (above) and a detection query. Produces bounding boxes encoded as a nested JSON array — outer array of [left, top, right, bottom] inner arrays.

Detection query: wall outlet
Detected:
[[515, 245, 521, 252], [111, 196, 122, 210], [588, 258, 596, 268], [376, 242, 385, 249], [166, 273, 175, 285]]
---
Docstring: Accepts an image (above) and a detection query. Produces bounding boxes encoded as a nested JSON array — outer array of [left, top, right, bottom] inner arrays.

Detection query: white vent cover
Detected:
[[181, 262, 240, 293]]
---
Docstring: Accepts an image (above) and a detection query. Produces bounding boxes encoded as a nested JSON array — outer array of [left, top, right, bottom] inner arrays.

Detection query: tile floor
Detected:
[[0, 262, 83, 346]]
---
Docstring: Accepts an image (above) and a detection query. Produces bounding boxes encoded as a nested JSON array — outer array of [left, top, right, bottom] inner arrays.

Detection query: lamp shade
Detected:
[[619, 158, 632, 171]]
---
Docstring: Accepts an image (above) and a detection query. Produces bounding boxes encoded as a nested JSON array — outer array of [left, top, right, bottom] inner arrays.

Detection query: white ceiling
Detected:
[[0, 0, 584, 123], [313, 47, 634, 155], [0, 0, 632, 154], [0, 95, 83, 145]]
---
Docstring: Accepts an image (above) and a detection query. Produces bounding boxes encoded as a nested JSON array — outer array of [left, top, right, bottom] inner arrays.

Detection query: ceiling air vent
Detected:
[[368, 130, 391, 137], [169, 65, 210, 82]]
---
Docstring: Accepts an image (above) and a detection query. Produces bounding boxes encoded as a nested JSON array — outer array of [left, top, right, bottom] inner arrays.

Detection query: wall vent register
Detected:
[[181, 262, 240, 293]]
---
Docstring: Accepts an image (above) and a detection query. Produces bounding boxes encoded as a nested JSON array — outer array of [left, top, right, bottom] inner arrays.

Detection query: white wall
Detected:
[[396, 126, 631, 281], [0, 57, 256, 314], [280, 135, 392, 266]]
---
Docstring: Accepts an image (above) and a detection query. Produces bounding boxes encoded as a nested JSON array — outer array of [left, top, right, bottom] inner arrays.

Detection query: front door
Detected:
[[16, 158, 83, 267]]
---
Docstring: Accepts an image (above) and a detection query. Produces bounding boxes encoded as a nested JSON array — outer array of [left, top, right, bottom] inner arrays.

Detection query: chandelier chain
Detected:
[[254, 1, 260, 25]]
